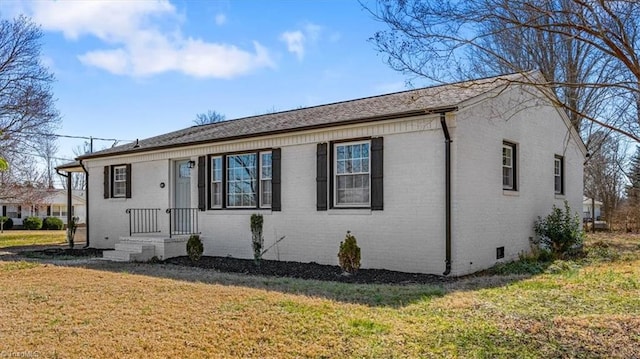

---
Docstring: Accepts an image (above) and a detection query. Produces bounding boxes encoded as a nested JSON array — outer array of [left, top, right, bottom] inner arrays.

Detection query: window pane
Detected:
[[335, 142, 371, 206], [226, 154, 257, 207]]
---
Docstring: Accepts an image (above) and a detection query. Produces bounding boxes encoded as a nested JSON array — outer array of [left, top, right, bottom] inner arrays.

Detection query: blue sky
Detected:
[[0, 0, 414, 162]]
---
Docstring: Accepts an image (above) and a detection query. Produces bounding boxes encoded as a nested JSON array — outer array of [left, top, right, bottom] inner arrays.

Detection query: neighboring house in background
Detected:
[[583, 197, 603, 221], [1, 189, 86, 227], [58, 71, 585, 276]]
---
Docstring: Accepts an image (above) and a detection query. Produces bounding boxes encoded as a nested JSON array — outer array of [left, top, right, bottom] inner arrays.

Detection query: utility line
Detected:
[[1, 148, 75, 162], [2, 129, 134, 143]]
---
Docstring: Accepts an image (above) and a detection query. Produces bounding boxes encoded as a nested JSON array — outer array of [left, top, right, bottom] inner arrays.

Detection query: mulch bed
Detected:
[[14, 247, 451, 285], [23, 247, 104, 258], [164, 256, 451, 285]]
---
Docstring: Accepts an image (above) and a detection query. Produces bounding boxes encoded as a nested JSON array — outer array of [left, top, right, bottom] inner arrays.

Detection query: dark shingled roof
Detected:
[[78, 72, 534, 160]]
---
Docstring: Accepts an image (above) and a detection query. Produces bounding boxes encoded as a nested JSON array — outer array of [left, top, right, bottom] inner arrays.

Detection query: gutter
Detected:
[[79, 160, 90, 248], [439, 112, 453, 276]]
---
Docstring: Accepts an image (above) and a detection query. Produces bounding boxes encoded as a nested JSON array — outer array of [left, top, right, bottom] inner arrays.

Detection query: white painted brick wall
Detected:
[[86, 88, 584, 276], [452, 85, 584, 275]]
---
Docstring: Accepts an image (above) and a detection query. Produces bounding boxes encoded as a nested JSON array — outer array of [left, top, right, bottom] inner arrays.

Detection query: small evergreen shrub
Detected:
[[338, 231, 361, 274], [534, 201, 584, 258], [0, 216, 13, 230], [42, 217, 64, 230], [250, 214, 264, 265], [186, 234, 203, 262], [22, 216, 43, 230]]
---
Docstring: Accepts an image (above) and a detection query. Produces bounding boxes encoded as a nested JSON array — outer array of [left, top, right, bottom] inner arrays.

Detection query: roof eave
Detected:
[[77, 108, 448, 160]]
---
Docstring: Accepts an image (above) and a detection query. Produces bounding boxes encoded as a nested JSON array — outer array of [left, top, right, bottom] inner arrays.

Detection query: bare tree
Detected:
[[58, 144, 87, 191], [33, 134, 58, 188], [194, 110, 226, 125], [369, 0, 640, 141], [0, 16, 60, 182], [584, 131, 627, 225]]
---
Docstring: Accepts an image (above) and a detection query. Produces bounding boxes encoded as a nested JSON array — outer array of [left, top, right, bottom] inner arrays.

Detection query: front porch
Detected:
[[102, 207, 199, 262], [102, 235, 190, 262]]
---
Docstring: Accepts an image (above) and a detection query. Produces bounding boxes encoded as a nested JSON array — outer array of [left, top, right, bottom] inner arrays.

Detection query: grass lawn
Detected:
[[0, 230, 66, 248], [0, 233, 639, 358]]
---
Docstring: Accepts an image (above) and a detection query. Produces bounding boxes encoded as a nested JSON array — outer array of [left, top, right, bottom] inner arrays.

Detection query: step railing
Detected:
[[166, 208, 199, 238], [125, 208, 162, 236]]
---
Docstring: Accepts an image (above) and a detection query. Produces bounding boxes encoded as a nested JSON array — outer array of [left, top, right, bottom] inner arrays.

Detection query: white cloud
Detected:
[[280, 31, 305, 60], [23, 1, 273, 78], [214, 13, 227, 26], [280, 23, 324, 61]]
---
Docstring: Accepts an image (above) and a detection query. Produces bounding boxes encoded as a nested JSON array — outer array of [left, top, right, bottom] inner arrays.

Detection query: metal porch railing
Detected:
[[166, 208, 199, 238], [125, 208, 162, 236]]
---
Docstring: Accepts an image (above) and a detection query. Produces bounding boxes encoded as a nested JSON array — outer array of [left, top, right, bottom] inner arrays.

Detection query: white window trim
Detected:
[[226, 153, 258, 208], [210, 156, 223, 209], [260, 151, 272, 209], [502, 143, 516, 191], [112, 165, 127, 198], [554, 156, 563, 194], [334, 140, 371, 208]]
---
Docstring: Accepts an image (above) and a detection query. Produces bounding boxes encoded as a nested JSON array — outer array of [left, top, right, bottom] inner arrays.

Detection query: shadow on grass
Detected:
[[2, 254, 549, 308]]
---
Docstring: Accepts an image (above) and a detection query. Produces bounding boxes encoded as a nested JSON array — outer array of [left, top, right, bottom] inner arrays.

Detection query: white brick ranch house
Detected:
[[57, 72, 586, 276]]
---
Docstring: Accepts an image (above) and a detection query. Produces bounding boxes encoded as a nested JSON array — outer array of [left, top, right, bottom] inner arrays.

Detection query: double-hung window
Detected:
[[503, 142, 517, 191], [104, 164, 132, 199], [112, 165, 127, 197], [210, 156, 223, 208], [554, 155, 564, 194], [335, 141, 370, 206], [260, 152, 272, 208]]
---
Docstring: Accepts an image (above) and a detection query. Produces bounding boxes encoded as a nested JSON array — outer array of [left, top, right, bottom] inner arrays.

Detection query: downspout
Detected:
[[55, 169, 72, 234], [80, 160, 90, 247], [440, 113, 452, 276]]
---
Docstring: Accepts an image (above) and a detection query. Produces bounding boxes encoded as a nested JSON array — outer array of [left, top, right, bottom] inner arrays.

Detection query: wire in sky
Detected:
[[2, 129, 134, 143]]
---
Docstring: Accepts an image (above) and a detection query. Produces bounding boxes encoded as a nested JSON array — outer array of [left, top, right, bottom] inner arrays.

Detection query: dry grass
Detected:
[[0, 233, 639, 358], [0, 230, 66, 248]]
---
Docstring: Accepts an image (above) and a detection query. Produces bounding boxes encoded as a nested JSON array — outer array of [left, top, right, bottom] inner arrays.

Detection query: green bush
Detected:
[[42, 217, 64, 230], [338, 231, 361, 274], [22, 216, 43, 230], [0, 216, 13, 230], [186, 234, 203, 262], [534, 201, 584, 258]]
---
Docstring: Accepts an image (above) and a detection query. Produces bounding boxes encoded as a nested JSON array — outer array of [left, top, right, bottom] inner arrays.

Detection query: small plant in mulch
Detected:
[[67, 216, 79, 249], [250, 214, 264, 265], [250, 214, 286, 266], [338, 231, 361, 275], [186, 234, 203, 262]]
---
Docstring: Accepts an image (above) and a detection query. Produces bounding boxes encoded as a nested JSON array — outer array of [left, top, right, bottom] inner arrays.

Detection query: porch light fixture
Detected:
[[188, 160, 196, 169]]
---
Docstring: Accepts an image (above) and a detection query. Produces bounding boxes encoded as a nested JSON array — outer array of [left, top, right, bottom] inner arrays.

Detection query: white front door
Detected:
[[175, 160, 191, 208], [174, 160, 192, 233]]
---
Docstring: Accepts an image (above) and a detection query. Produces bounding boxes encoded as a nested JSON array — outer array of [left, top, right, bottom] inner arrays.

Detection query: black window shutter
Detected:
[[47, 206, 51, 216], [17, 206, 21, 218], [271, 149, 282, 211], [317, 143, 328, 211], [198, 156, 206, 211], [103, 166, 110, 199], [125, 164, 132, 198], [2, 206, 6, 217], [371, 137, 384, 210]]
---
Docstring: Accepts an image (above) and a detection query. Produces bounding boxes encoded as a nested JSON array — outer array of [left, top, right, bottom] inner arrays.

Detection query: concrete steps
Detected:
[[102, 241, 156, 262]]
